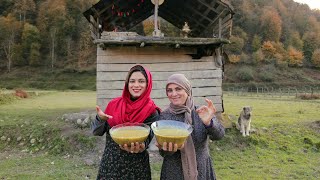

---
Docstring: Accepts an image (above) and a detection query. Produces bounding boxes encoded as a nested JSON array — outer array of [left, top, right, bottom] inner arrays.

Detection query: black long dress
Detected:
[[91, 111, 159, 180]]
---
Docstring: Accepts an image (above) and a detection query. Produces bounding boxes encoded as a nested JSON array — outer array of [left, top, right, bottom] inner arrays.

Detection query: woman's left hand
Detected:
[[155, 141, 184, 152], [196, 98, 216, 126], [120, 142, 146, 153]]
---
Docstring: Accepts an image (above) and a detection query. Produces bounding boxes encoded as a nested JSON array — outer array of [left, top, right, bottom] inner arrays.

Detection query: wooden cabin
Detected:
[[84, 0, 234, 112]]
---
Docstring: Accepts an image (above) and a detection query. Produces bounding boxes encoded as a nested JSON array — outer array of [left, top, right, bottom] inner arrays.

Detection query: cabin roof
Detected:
[[83, 0, 234, 38]]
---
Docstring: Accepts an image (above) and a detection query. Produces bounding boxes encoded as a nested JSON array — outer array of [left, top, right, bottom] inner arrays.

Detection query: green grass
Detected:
[[0, 91, 98, 179], [1, 92, 319, 179], [0, 153, 97, 179], [212, 94, 320, 179]]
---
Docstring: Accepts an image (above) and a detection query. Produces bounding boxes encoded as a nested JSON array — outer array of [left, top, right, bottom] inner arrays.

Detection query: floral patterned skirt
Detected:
[[96, 134, 151, 180]]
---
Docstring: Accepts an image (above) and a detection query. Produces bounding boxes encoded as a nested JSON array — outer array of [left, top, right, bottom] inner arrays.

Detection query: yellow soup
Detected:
[[154, 129, 190, 147], [110, 127, 149, 145]]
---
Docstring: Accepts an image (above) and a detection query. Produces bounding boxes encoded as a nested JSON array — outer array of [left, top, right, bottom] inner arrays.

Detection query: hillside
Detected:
[[1, 65, 319, 91], [1, 0, 320, 73], [223, 64, 320, 90]]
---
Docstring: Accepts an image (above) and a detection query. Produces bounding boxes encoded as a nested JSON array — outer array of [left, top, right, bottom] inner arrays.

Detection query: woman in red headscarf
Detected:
[[92, 65, 160, 180]]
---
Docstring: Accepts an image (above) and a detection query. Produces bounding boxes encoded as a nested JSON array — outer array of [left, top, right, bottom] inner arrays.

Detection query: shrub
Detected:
[[297, 94, 320, 100], [0, 93, 18, 105], [258, 72, 274, 82], [247, 81, 258, 92], [236, 67, 254, 81]]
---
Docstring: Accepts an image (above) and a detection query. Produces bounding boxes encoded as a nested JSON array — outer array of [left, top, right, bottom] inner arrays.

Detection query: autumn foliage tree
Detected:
[[287, 46, 304, 67], [260, 7, 282, 42]]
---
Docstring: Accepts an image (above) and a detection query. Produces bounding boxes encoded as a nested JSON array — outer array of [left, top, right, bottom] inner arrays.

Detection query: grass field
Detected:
[[0, 91, 319, 179]]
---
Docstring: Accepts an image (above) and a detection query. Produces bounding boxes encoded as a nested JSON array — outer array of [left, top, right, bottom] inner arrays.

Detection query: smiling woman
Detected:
[[293, 0, 320, 10], [92, 65, 161, 180]]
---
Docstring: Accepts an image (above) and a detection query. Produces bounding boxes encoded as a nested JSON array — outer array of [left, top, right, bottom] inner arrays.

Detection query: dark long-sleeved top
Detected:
[[159, 106, 225, 180], [92, 110, 159, 180]]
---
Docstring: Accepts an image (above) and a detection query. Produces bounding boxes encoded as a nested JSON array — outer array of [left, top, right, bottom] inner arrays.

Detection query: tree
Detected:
[[29, 43, 41, 66], [21, 23, 41, 65], [285, 31, 303, 50], [252, 49, 264, 64], [0, 14, 21, 72], [0, 0, 14, 16], [311, 49, 320, 68], [37, 0, 68, 70], [225, 36, 245, 55], [260, 7, 282, 42], [13, 0, 36, 24], [287, 46, 304, 67], [251, 35, 262, 52], [228, 54, 241, 64], [302, 31, 320, 64], [261, 41, 277, 61]]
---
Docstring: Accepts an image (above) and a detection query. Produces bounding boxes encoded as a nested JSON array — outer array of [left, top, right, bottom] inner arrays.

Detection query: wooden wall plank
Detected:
[[97, 78, 222, 90], [97, 54, 195, 64], [97, 46, 197, 56], [97, 70, 222, 81], [97, 87, 222, 99], [97, 61, 218, 72], [97, 98, 223, 112]]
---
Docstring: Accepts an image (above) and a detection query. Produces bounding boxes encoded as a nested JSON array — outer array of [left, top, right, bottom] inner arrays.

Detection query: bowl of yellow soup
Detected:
[[109, 123, 150, 146], [151, 120, 193, 148]]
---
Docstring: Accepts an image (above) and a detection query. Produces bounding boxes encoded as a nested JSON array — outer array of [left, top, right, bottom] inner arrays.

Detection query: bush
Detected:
[[247, 81, 258, 92], [258, 72, 274, 82], [236, 67, 254, 81], [297, 94, 320, 100], [0, 93, 18, 105]]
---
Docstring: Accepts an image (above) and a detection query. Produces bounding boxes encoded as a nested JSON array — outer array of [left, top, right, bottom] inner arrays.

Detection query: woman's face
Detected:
[[166, 83, 188, 106], [128, 71, 147, 98]]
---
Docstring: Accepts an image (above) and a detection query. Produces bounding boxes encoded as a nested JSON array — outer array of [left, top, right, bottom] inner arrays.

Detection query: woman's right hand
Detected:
[[96, 105, 113, 121]]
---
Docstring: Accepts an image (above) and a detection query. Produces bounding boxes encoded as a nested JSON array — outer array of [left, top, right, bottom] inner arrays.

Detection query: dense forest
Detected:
[[0, 0, 98, 73], [0, 0, 320, 74]]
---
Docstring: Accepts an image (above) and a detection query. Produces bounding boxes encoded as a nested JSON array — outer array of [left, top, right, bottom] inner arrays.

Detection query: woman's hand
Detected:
[[96, 105, 113, 121], [155, 141, 184, 152], [120, 142, 146, 153], [196, 99, 216, 126]]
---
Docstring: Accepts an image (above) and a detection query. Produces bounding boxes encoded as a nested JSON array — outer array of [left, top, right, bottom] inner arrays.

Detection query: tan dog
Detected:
[[237, 106, 252, 137]]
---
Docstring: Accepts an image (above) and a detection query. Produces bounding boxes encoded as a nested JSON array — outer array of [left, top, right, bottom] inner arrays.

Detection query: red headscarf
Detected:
[[105, 65, 160, 127]]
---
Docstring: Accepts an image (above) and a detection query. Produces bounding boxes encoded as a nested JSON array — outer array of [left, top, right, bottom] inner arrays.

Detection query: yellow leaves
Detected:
[[288, 47, 304, 67], [262, 41, 275, 52], [261, 41, 276, 57], [229, 55, 241, 64], [142, 19, 154, 36]]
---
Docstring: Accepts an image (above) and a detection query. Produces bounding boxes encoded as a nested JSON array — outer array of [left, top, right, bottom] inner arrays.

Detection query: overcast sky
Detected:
[[293, 0, 320, 10]]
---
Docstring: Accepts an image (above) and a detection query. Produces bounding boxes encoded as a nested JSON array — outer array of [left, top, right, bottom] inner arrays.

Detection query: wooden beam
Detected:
[[197, 0, 220, 14], [184, 3, 214, 24], [213, 13, 232, 30], [163, 6, 208, 30], [210, 9, 226, 29]]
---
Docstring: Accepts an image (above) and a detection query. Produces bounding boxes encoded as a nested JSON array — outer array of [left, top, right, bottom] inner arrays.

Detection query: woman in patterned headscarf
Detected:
[[157, 74, 225, 180], [92, 65, 160, 180]]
